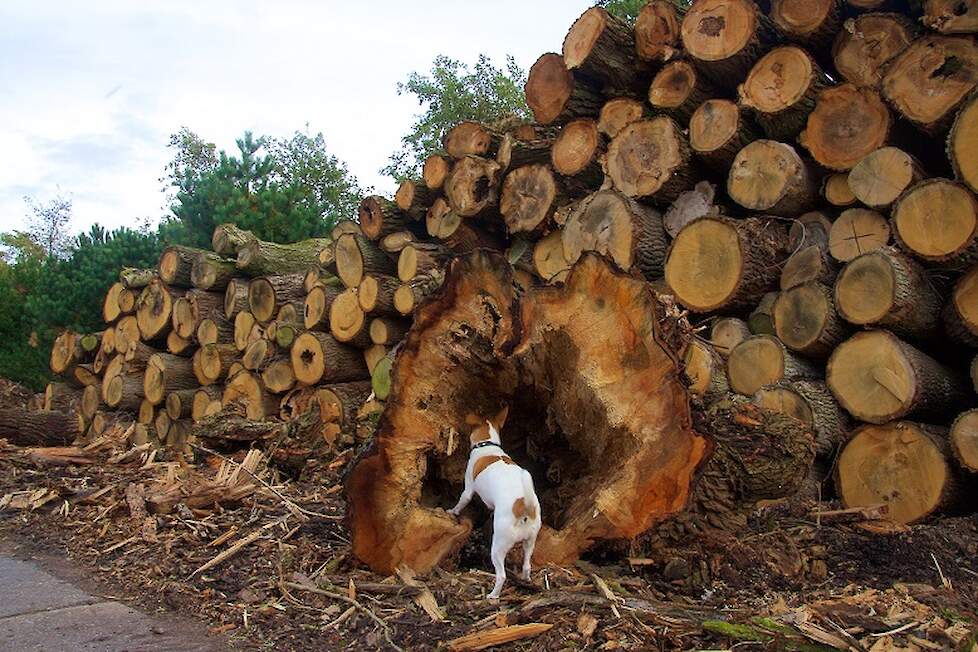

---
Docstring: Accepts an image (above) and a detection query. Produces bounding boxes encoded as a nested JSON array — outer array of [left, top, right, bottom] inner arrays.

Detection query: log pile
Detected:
[[11, 0, 978, 579]]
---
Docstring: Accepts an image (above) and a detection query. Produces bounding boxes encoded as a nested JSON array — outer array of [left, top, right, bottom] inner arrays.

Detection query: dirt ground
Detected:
[[0, 435, 976, 652]]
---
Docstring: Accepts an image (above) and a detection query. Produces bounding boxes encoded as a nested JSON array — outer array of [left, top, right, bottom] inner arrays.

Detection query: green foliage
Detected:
[[598, 0, 691, 22], [164, 128, 361, 248], [383, 54, 530, 181]]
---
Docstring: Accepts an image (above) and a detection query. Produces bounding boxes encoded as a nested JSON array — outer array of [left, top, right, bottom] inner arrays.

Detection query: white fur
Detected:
[[448, 420, 542, 600]]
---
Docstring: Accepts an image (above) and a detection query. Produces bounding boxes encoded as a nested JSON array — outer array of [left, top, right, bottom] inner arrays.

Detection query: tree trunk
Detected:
[[369, 317, 410, 346], [443, 122, 503, 159], [727, 334, 821, 396], [379, 231, 416, 255], [739, 46, 830, 141], [710, 317, 752, 358], [635, 0, 683, 63], [397, 242, 452, 282], [359, 196, 415, 241], [680, 0, 780, 84], [836, 421, 960, 524], [102, 371, 144, 412], [444, 156, 502, 218], [329, 289, 370, 348], [728, 140, 818, 215], [0, 409, 83, 447], [781, 243, 838, 290], [248, 274, 305, 323], [303, 282, 343, 330], [136, 280, 183, 342], [171, 289, 223, 339], [950, 409, 978, 473], [334, 233, 396, 289], [290, 331, 369, 385], [649, 59, 717, 124], [799, 84, 892, 171], [221, 371, 280, 421], [192, 343, 237, 386], [346, 251, 708, 575], [665, 216, 791, 313], [822, 173, 858, 207], [190, 251, 238, 291], [949, 93, 978, 195], [243, 339, 276, 371], [832, 13, 915, 89], [848, 147, 926, 209], [561, 190, 669, 280], [423, 155, 451, 190], [773, 281, 850, 359], [891, 179, 978, 268], [358, 274, 402, 317], [236, 237, 332, 277], [770, 0, 842, 51], [753, 379, 850, 458], [551, 119, 604, 186], [827, 330, 968, 424], [159, 245, 202, 287], [497, 134, 555, 172], [828, 207, 891, 262], [525, 53, 604, 126], [944, 264, 978, 346], [43, 382, 81, 413], [363, 344, 388, 375], [393, 272, 445, 315], [212, 223, 257, 256], [50, 331, 96, 375], [563, 7, 653, 95], [597, 97, 647, 139], [749, 292, 780, 335], [119, 267, 157, 289], [114, 316, 140, 356], [606, 117, 693, 202], [223, 278, 249, 320], [881, 35, 978, 134], [688, 99, 758, 171], [143, 352, 198, 405], [196, 314, 233, 346], [425, 199, 504, 253], [834, 247, 942, 339]]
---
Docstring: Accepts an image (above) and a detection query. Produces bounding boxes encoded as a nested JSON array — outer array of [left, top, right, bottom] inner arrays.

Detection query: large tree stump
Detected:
[[346, 252, 708, 575]]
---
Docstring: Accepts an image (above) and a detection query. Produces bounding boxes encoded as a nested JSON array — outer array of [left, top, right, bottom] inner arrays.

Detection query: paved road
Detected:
[[0, 553, 229, 651]]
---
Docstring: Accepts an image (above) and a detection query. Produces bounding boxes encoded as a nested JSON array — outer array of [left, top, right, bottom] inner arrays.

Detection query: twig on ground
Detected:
[[283, 581, 404, 652]]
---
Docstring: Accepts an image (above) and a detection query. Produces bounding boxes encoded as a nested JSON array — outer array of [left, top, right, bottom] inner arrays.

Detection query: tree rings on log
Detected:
[[525, 53, 604, 126], [770, 0, 842, 51], [753, 379, 849, 458], [892, 179, 978, 267], [500, 164, 560, 235], [881, 35, 978, 134], [827, 330, 967, 424], [950, 409, 978, 473], [728, 140, 817, 216], [923, 0, 978, 33], [423, 155, 450, 191], [598, 98, 647, 139], [648, 60, 715, 124], [635, 1, 682, 63], [836, 422, 958, 524], [689, 99, 756, 170], [711, 318, 752, 358], [532, 230, 573, 283], [606, 117, 692, 202], [136, 280, 181, 342], [835, 247, 941, 339], [799, 84, 892, 171], [103, 283, 125, 323], [290, 331, 368, 385], [848, 147, 925, 209], [551, 119, 603, 182], [828, 208, 891, 263], [329, 289, 369, 347], [158, 245, 199, 287], [773, 282, 849, 359], [359, 196, 414, 241], [562, 7, 651, 95], [944, 264, 978, 346], [334, 233, 396, 289], [832, 13, 915, 89], [727, 334, 821, 396], [739, 46, 828, 141], [680, 0, 777, 82], [949, 93, 978, 194], [822, 174, 857, 207], [781, 244, 838, 290], [683, 339, 730, 398], [222, 371, 279, 421], [224, 278, 249, 320]]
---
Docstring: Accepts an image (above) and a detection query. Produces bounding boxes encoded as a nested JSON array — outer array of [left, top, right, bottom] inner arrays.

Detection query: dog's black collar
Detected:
[[471, 440, 502, 451]]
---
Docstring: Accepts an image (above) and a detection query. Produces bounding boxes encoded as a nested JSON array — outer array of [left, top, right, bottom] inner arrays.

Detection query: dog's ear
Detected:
[[492, 405, 510, 430]]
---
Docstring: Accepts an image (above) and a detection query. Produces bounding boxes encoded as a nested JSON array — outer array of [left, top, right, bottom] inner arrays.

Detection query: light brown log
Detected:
[[882, 36, 978, 134], [950, 409, 978, 473], [358, 275, 400, 319], [363, 345, 388, 375], [223, 278, 249, 320], [369, 317, 410, 346], [303, 282, 343, 331], [103, 282, 125, 324], [211, 223, 257, 256], [233, 311, 261, 352], [359, 196, 414, 242], [892, 179, 978, 268], [143, 352, 197, 405], [728, 140, 817, 216], [827, 330, 967, 424], [499, 164, 563, 236], [221, 371, 279, 420], [562, 6, 653, 94], [949, 92, 978, 195], [836, 422, 959, 523], [832, 13, 915, 89], [680, 0, 779, 83], [822, 174, 857, 207], [158, 245, 201, 287], [192, 343, 237, 386], [113, 316, 139, 356], [635, 0, 683, 63], [423, 155, 451, 190], [69, 364, 99, 389], [828, 208, 891, 263], [242, 338, 275, 371], [303, 267, 337, 293], [379, 231, 415, 256], [665, 217, 791, 313], [165, 388, 197, 420], [102, 371, 144, 412], [171, 289, 223, 340], [247, 273, 305, 324], [770, 0, 843, 51], [799, 84, 892, 171], [753, 379, 851, 457], [525, 53, 604, 126], [0, 409, 83, 446], [397, 242, 451, 282], [848, 147, 926, 209], [136, 280, 183, 342], [166, 331, 194, 357], [727, 334, 821, 396], [773, 282, 850, 359], [711, 317, 752, 358], [43, 383, 80, 413], [334, 233, 396, 289], [190, 251, 237, 291], [739, 46, 830, 141], [835, 247, 941, 339], [924, 0, 978, 33], [532, 229, 573, 283], [597, 97, 647, 139], [192, 386, 223, 421], [683, 339, 730, 398], [688, 99, 758, 170], [260, 356, 296, 394], [496, 133, 554, 173], [561, 190, 668, 280], [944, 264, 978, 346], [649, 59, 717, 124], [606, 117, 693, 202], [116, 287, 136, 315], [444, 156, 502, 218], [551, 119, 604, 185], [119, 267, 156, 289], [196, 314, 233, 346], [291, 331, 369, 385], [329, 289, 370, 347], [443, 122, 502, 160], [50, 331, 95, 376], [316, 381, 373, 427], [781, 244, 838, 291], [425, 198, 503, 253], [237, 237, 332, 277], [138, 398, 155, 425]]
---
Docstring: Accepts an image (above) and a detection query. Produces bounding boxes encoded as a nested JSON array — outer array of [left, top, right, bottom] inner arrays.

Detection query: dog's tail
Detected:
[[520, 470, 540, 523]]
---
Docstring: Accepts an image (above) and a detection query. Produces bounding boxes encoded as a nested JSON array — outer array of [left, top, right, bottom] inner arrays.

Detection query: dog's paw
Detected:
[[521, 569, 531, 581], [486, 593, 501, 602], [446, 508, 459, 517]]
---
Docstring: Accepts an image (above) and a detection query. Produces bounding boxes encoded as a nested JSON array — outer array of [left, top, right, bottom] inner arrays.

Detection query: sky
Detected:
[[0, 0, 594, 235]]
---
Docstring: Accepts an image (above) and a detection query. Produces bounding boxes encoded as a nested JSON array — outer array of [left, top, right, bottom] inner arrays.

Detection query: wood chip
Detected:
[[446, 623, 554, 651]]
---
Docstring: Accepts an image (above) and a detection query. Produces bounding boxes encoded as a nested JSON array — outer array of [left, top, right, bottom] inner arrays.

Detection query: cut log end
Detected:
[[950, 409, 978, 473], [635, 0, 682, 63], [829, 208, 891, 263], [500, 164, 557, 235], [892, 179, 978, 265], [551, 119, 601, 177], [848, 147, 922, 209], [728, 140, 816, 216], [607, 117, 690, 201], [727, 334, 819, 396], [799, 84, 891, 171], [950, 93, 978, 194], [681, 0, 760, 65], [832, 13, 915, 89]]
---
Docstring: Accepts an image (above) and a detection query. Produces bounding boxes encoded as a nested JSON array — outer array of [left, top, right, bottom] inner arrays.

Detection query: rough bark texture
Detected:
[[753, 379, 850, 458], [236, 238, 332, 277], [563, 7, 653, 95], [212, 224, 257, 257], [158, 245, 202, 287], [0, 409, 82, 446], [190, 251, 238, 291], [944, 264, 978, 346]]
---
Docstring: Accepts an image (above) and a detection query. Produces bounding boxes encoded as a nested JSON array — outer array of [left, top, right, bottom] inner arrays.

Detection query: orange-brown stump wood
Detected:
[[346, 251, 708, 575]]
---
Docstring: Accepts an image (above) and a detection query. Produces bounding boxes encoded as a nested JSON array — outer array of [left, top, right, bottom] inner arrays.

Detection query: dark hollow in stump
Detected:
[[944, 264, 978, 346], [799, 84, 892, 171], [891, 179, 978, 268], [753, 379, 850, 458], [562, 6, 652, 95], [680, 0, 778, 83], [346, 251, 708, 575], [606, 117, 693, 202], [882, 35, 978, 135], [770, 0, 842, 51], [648, 60, 716, 125], [444, 156, 502, 219], [727, 140, 817, 216], [827, 330, 968, 424], [290, 331, 369, 385], [688, 99, 757, 171], [949, 93, 978, 195], [828, 208, 891, 263], [561, 190, 668, 280], [832, 13, 915, 90], [635, 0, 683, 63], [665, 216, 791, 313], [727, 334, 821, 397], [359, 196, 414, 242], [525, 53, 604, 126], [836, 422, 960, 524], [834, 247, 941, 340], [950, 409, 978, 474], [773, 281, 849, 360], [499, 164, 561, 236], [739, 46, 829, 141]]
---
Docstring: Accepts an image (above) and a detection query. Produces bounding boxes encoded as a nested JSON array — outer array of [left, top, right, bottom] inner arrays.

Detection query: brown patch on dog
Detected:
[[472, 455, 514, 480], [512, 497, 537, 520], [469, 422, 491, 445]]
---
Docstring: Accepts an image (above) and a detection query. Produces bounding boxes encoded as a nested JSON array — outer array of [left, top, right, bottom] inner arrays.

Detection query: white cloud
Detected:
[[0, 0, 592, 235]]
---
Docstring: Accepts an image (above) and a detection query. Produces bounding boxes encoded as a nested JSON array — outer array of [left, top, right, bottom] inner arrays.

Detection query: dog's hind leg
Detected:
[[521, 534, 536, 580], [487, 537, 509, 600]]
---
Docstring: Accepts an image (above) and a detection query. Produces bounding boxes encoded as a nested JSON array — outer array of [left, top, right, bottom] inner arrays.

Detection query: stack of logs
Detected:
[[14, 0, 978, 568]]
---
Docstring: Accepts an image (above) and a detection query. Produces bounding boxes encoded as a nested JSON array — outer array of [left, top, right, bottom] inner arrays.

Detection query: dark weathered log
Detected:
[[924, 0, 978, 33], [0, 409, 83, 447], [525, 53, 604, 126]]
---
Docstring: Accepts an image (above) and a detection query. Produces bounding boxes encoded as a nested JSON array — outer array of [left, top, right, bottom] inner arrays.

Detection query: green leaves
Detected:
[[383, 54, 530, 182]]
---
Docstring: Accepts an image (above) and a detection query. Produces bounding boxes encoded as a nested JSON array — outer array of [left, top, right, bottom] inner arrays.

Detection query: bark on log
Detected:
[[848, 147, 926, 209], [563, 7, 653, 95], [770, 0, 843, 51], [43, 383, 80, 413], [606, 117, 693, 202], [688, 99, 758, 171], [158, 246, 202, 287], [0, 409, 82, 447], [772, 281, 850, 359], [728, 140, 817, 216], [683, 339, 730, 399], [680, 0, 780, 84], [393, 273, 445, 316], [369, 317, 410, 346], [497, 134, 555, 173], [753, 379, 850, 458], [924, 0, 978, 33], [882, 35, 978, 134], [223, 278, 249, 320], [828, 208, 891, 262], [799, 84, 892, 171], [943, 263, 978, 346], [196, 314, 233, 346], [727, 334, 821, 396], [248, 274, 306, 323], [221, 371, 280, 421], [359, 196, 416, 241], [317, 381, 373, 428], [443, 122, 502, 160], [103, 282, 126, 324], [143, 352, 197, 406], [192, 344, 237, 386], [171, 289, 223, 339], [649, 59, 717, 124], [303, 282, 343, 331], [290, 331, 369, 385], [949, 92, 978, 195], [834, 247, 942, 340], [346, 251, 707, 574], [635, 0, 683, 63], [425, 198, 504, 253], [739, 46, 830, 141], [444, 156, 502, 218], [260, 356, 296, 394], [749, 291, 780, 335], [525, 53, 604, 126], [190, 251, 238, 291], [237, 238, 332, 277], [165, 388, 197, 420], [827, 330, 968, 424], [891, 179, 978, 268], [832, 13, 915, 89], [335, 233, 397, 289], [212, 223, 257, 257], [119, 267, 156, 289], [665, 216, 791, 313], [551, 119, 604, 186]]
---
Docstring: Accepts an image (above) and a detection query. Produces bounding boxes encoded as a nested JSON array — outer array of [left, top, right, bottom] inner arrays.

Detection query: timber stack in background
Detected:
[[11, 0, 978, 558]]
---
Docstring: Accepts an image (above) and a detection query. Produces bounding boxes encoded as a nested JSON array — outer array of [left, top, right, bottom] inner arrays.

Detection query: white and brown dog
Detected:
[[448, 406, 542, 600]]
